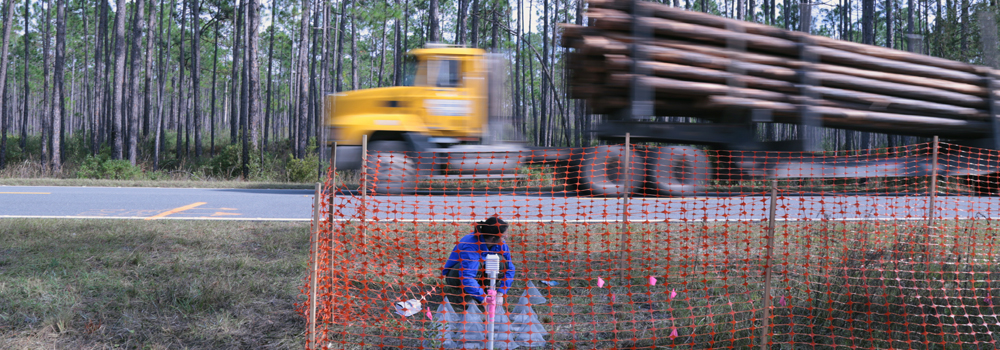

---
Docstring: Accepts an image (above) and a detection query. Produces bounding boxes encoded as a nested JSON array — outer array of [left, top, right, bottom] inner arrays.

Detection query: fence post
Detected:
[[361, 135, 368, 253], [619, 133, 632, 281], [760, 179, 778, 350], [328, 142, 338, 326], [927, 135, 939, 227], [309, 182, 322, 349], [329, 142, 337, 225], [926, 136, 939, 261]]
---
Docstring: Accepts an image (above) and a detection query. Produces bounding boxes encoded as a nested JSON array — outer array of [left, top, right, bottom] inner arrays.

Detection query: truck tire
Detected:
[[580, 145, 645, 196], [651, 146, 710, 196], [365, 141, 416, 195]]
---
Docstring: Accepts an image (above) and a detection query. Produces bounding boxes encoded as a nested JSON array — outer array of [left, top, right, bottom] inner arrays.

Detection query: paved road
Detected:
[[4, 185, 1000, 222], [0, 186, 316, 221]]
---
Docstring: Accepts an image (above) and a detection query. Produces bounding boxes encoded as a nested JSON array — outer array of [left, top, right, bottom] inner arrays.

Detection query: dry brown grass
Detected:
[[0, 219, 310, 349]]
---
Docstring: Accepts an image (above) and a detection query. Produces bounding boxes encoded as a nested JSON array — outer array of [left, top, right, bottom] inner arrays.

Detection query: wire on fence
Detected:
[[300, 140, 1000, 349]]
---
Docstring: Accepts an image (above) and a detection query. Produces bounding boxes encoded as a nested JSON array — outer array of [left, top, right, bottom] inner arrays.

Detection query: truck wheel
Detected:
[[365, 141, 416, 195], [650, 146, 709, 196], [580, 145, 645, 196]]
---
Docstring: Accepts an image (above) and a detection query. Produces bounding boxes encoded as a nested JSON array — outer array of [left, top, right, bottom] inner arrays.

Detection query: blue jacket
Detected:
[[441, 232, 516, 303]]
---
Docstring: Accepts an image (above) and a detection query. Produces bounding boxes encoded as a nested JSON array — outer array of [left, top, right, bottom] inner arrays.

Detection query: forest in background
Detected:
[[0, 0, 996, 181]]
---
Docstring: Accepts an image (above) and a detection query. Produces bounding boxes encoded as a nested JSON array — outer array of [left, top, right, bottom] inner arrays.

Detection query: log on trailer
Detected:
[[561, 0, 1000, 141]]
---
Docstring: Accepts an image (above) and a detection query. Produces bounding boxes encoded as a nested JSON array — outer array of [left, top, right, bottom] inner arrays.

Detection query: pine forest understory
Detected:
[[0, 0, 996, 181]]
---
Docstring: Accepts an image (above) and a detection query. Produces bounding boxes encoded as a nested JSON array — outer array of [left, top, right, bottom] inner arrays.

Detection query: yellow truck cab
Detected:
[[324, 45, 493, 172]]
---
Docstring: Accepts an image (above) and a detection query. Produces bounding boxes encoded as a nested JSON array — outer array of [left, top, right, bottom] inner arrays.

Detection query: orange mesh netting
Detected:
[[300, 140, 1000, 349]]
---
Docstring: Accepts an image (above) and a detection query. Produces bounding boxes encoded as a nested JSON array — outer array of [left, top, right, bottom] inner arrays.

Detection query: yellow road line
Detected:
[[0, 192, 50, 194], [146, 202, 207, 220]]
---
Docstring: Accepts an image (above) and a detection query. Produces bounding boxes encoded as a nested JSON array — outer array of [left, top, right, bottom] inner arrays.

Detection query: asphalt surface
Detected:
[[0, 186, 316, 221], [4, 185, 997, 222]]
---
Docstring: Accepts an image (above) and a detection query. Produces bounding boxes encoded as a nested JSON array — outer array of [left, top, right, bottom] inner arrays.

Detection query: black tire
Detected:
[[580, 145, 645, 196], [365, 141, 417, 195], [650, 146, 710, 196]]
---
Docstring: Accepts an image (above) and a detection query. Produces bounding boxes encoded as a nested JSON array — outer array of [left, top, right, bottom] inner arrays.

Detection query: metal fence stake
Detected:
[[760, 179, 778, 350], [309, 182, 322, 349], [926, 136, 939, 262], [361, 135, 368, 254], [328, 142, 337, 327], [619, 133, 632, 281]]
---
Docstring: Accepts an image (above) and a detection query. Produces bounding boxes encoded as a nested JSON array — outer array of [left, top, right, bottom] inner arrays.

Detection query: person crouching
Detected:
[[441, 216, 516, 313]]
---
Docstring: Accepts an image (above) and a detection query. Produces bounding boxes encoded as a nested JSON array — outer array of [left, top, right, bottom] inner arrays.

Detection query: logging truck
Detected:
[[324, 0, 1000, 196]]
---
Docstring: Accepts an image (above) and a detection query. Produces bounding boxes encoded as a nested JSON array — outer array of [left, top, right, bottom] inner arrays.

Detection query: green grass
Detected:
[[0, 219, 309, 349]]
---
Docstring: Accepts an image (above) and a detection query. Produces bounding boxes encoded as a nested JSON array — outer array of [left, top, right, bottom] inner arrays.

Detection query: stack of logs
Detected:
[[561, 0, 999, 138]]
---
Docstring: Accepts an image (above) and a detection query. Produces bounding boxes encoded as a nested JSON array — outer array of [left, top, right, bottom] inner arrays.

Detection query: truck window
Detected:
[[401, 55, 418, 86], [431, 59, 462, 88]]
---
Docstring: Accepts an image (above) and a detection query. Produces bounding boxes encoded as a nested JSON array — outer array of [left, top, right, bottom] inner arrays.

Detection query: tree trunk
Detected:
[[154, 0, 171, 170], [428, 0, 438, 42], [907, 0, 914, 41], [190, 0, 201, 158], [296, 0, 311, 158], [143, 0, 156, 140], [334, 0, 347, 92], [350, 2, 357, 90], [393, 0, 401, 84], [230, 1, 243, 144], [18, 0, 26, 152], [307, 6, 318, 144], [244, 0, 260, 179], [377, 17, 387, 86], [40, 0, 51, 168], [52, 0, 65, 172], [862, 0, 875, 44], [540, 0, 549, 147], [249, 0, 259, 155], [491, 7, 498, 49], [800, 0, 810, 33], [886, 0, 894, 49], [210, 18, 219, 156], [127, 0, 145, 164], [960, 0, 967, 60], [470, 0, 479, 47], [317, 0, 328, 169], [0, 0, 12, 169], [239, 0, 249, 170], [176, 0, 187, 159], [111, 0, 126, 159], [264, 0, 276, 148], [456, 0, 467, 45]]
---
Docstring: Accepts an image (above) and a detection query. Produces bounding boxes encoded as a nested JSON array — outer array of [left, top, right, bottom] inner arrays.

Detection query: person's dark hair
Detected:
[[476, 216, 508, 235]]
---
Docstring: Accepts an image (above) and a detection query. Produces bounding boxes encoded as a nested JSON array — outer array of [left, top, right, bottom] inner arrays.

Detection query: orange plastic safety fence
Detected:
[[300, 141, 1000, 349]]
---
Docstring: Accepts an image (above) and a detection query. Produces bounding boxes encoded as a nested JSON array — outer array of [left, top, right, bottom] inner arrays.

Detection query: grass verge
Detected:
[[0, 219, 309, 349]]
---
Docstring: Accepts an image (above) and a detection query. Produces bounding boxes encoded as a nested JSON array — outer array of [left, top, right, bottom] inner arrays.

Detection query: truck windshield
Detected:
[[401, 55, 418, 86], [431, 59, 461, 88], [412, 56, 462, 88]]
